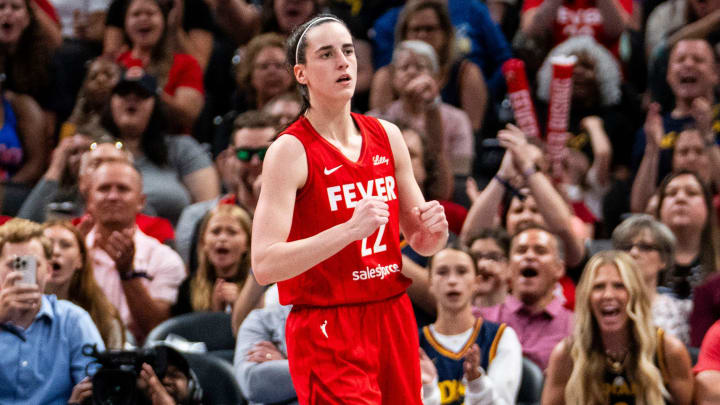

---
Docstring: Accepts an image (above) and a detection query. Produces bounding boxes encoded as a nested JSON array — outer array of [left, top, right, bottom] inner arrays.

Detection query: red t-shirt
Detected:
[[117, 52, 204, 96], [277, 114, 410, 307], [695, 320, 720, 374], [522, 0, 632, 53]]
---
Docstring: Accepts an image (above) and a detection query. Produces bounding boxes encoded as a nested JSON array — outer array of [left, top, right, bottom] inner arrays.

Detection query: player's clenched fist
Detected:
[[346, 197, 390, 240], [413, 200, 448, 234]]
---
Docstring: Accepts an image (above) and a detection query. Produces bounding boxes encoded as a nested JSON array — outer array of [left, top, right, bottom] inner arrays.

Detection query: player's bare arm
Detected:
[[251, 134, 392, 285], [380, 119, 449, 256]]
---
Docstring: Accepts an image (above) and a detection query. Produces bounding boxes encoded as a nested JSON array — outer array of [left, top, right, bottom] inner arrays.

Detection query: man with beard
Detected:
[[632, 38, 720, 212], [476, 225, 573, 370]]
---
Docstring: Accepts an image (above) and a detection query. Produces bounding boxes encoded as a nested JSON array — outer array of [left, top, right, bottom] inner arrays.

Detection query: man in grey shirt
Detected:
[[234, 304, 297, 405]]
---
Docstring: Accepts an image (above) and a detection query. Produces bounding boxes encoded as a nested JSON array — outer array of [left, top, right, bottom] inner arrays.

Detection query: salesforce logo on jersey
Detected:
[[352, 263, 400, 281]]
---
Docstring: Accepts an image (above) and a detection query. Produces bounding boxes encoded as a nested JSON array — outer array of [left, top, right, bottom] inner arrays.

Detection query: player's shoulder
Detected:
[[375, 118, 406, 152], [376, 117, 401, 137], [266, 133, 307, 162]]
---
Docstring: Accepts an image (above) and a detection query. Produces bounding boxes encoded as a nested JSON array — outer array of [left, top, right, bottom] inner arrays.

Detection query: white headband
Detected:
[[295, 17, 342, 65]]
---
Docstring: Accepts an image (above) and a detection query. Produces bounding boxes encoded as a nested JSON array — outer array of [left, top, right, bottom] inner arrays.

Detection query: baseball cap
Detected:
[[113, 66, 158, 98]]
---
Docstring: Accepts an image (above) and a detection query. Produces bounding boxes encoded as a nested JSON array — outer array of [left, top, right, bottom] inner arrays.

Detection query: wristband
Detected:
[[522, 164, 540, 178], [494, 175, 524, 200], [120, 270, 151, 281], [494, 174, 512, 188], [120, 270, 146, 281], [425, 95, 442, 109]]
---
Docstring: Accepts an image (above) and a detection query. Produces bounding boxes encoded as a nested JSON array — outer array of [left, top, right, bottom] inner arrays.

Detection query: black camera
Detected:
[[82, 344, 169, 405]]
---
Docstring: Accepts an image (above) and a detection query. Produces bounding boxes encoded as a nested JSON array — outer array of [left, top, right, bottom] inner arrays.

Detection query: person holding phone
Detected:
[[0, 218, 104, 405]]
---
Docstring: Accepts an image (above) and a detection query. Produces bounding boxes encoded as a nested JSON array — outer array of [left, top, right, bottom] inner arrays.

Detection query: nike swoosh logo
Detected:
[[324, 165, 342, 175]]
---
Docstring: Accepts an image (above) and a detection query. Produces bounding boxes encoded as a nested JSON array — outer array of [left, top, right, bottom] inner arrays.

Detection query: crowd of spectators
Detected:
[[3, 0, 720, 402]]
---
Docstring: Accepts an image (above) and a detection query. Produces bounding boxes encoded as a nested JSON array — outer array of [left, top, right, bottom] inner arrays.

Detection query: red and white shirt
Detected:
[[522, 0, 632, 54]]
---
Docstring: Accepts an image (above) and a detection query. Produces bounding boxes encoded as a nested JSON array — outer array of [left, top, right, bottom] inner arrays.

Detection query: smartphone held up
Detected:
[[13, 255, 37, 286]]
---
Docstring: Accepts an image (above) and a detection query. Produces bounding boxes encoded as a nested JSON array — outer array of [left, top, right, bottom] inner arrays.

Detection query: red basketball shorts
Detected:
[[285, 293, 422, 404]]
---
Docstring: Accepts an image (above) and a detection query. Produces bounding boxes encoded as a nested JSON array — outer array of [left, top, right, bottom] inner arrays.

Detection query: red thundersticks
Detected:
[[502, 59, 541, 139], [547, 55, 576, 180]]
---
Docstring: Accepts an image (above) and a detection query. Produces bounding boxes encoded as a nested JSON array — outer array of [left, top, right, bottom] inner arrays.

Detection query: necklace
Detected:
[[605, 349, 628, 375]]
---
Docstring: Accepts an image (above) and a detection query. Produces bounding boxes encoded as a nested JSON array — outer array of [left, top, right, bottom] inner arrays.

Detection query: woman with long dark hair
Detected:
[[43, 221, 125, 348], [116, 0, 204, 130], [102, 68, 219, 224], [656, 170, 720, 299]]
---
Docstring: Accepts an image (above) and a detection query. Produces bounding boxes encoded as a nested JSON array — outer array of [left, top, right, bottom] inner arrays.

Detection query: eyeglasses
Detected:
[[619, 243, 660, 253], [472, 252, 507, 262], [235, 147, 268, 162], [90, 141, 124, 151]]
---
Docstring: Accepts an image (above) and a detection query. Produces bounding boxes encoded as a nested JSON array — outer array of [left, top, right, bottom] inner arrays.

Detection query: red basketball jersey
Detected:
[[277, 113, 410, 306]]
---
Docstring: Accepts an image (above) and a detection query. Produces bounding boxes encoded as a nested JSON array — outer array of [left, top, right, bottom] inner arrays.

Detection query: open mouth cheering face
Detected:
[[0, 0, 28, 46], [589, 264, 629, 333]]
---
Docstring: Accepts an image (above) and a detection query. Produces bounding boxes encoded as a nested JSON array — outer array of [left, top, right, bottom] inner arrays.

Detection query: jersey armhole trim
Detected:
[[489, 323, 507, 365], [281, 133, 312, 202]]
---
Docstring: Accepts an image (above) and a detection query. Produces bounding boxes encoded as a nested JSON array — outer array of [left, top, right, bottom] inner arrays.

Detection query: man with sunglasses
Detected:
[[176, 110, 276, 267]]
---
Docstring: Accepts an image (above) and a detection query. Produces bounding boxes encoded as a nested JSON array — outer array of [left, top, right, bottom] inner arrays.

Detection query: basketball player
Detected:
[[251, 14, 449, 404]]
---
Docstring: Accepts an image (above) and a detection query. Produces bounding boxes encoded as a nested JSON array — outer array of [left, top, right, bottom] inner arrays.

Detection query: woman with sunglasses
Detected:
[[251, 15, 448, 402], [102, 67, 220, 225], [612, 214, 691, 344]]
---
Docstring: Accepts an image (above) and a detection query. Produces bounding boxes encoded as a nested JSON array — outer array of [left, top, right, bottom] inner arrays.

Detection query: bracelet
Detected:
[[494, 175, 524, 200], [426, 96, 442, 109], [120, 270, 151, 281], [522, 164, 540, 178], [494, 174, 512, 189]]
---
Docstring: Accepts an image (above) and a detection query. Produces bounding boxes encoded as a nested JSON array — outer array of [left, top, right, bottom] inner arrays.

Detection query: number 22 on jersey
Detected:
[[361, 224, 387, 256]]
